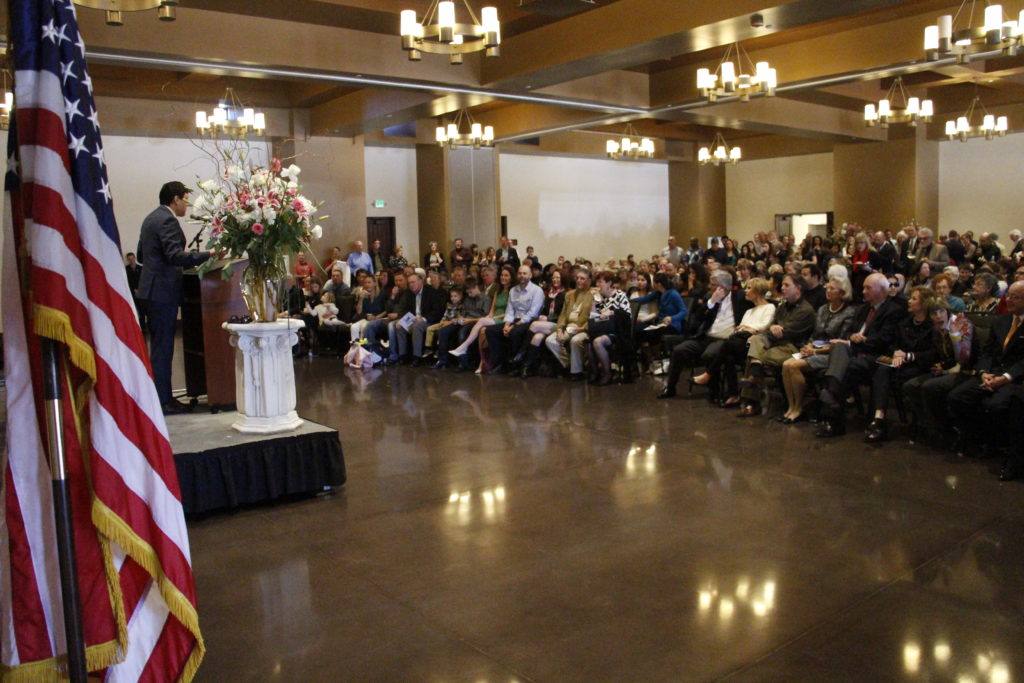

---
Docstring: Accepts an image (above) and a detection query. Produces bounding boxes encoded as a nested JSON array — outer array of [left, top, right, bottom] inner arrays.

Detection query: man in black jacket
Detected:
[[948, 281, 1024, 478], [137, 181, 214, 414], [815, 273, 906, 437], [394, 271, 446, 364], [496, 236, 520, 270], [872, 231, 898, 275], [658, 271, 750, 399]]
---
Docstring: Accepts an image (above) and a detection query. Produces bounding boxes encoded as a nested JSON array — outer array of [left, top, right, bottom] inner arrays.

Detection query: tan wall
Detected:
[[416, 143, 449, 261], [668, 161, 726, 243], [725, 153, 834, 243], [293, 136, 367, 264], [938, 132, 1024, 237], [833, 136, 937, 232]]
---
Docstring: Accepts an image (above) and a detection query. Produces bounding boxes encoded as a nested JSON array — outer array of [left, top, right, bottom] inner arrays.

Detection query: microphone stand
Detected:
[[186, 222, 206, 251]]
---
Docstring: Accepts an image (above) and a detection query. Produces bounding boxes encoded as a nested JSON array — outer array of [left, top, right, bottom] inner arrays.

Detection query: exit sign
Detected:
[[372, 199, 386, 208]]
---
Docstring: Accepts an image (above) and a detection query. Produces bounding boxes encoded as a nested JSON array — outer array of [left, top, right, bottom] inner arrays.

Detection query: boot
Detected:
[[520, 344, 541, 378]]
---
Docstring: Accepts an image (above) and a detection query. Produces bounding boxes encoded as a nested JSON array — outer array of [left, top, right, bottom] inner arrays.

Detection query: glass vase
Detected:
[[241, 252, 286, 322]]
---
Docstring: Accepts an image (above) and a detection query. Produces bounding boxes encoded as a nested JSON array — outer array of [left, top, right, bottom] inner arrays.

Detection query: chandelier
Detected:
[[605, 124, 655, 159], [195, 88, 266, 138], [400, 1, 501, 65], [0, 72, 12, 131], [924, 1, 1023, 63], [697, 133, 741, 166], [944, 94, 1009, 141], [73, 0, 178, 26], [864, 77, 934, 128], [696, 43, 776, 103], [435, 109, 494, 148]]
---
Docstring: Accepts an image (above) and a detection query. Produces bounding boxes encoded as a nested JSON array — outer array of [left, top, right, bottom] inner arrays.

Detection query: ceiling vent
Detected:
[[518, 0, 597, 18]]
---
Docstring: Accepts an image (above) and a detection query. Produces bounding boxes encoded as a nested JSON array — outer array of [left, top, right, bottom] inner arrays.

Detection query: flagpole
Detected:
[[40, 338, 88, 683]]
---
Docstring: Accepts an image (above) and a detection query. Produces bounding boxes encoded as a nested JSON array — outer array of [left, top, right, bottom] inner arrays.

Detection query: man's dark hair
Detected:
[[159, 181, 192, 206], [464, 277, 478, 290], [654, 273, 673, 290], [785, 274, 806, 292], [801, 263, 821, 279]]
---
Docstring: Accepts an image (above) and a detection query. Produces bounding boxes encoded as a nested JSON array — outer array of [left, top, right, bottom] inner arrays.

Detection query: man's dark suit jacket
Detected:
[[978, 313, 1024, 381], [398, 286, 446, 325], [849, 298, 906, 356], [496, 247, 520, 270], [136, 205, 210, 304], [875, 241, 897, 275]]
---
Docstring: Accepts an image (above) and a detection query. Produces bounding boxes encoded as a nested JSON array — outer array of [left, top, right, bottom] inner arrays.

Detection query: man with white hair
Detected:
[[1010, 229, 1022, 258], [914, 227, 950, 271]]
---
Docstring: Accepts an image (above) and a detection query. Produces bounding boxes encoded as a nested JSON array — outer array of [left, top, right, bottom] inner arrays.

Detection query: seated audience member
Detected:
[[323, 266, 352, 297], [931, 272, 965, 313], [433, 278, 490, 370], [801, 263, 827, 310], [632, 273, 688, 372], [349, 275, 387, 342], [902, 300, 974, 444], [658, 270, 751, 399], [697, 278, 775, 406], [966, 271, 1000, 313], [363, 271, 407, 357], [909, 260, 933, 288], [310, 291, 348, 353], [631, 275, 658, 324], [519, 272, 567, 378], [544, 268, 595, 381], [850, 231, 883, 301], [394, 271, 446, 366], [862, 287, 953, 443], [484, 265, 544, 374], [947, 281, 1024, 479], [283, 275, 305, 318], [778, 277, 857, 422], [815, 273, 906, 438], [426, 285, 465, 356], [736, 274, 816, 417], [952, 263, 973, 297], [449, 265, 513, 372], [588, 271, 632, 385], [294, 251, 314, 278]]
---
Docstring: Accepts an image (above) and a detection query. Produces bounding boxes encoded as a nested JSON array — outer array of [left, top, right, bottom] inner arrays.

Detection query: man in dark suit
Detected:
[[944, 230, 966, 266], [658, 270, 751, 399], [496, 236, 520, 270], [394, 271, 446, 364], [872, 231, 897, 275], [898, 225, 920, 275], [125, 251, 147, 334], [948, 281, 1024, 479], [137, 181, 214, 414], [816, 273, 906, 437]]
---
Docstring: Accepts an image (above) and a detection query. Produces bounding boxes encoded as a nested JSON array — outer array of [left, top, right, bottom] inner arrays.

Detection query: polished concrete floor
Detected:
[[184, 356, 1024, 682]]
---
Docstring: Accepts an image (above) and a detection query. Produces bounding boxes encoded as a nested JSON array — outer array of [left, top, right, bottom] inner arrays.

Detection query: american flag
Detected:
[[1, 1, 204, 680]]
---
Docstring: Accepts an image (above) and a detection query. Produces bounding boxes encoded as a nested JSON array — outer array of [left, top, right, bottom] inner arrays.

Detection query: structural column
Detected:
[[833, 128, 938, 230]]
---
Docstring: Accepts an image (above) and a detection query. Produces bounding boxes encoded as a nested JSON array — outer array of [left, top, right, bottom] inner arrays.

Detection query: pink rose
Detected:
[[286, 188, 297, 196], [252, 222, 264, 235], [271, 158, 282, 173], [291, 199, 304, 212]]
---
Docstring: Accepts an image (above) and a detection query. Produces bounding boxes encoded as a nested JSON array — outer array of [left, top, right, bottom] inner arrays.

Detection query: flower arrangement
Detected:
[[191, 148, 324, 321]]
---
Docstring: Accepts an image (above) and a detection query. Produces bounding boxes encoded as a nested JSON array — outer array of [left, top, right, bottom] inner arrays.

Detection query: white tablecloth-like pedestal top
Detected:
[[223, 320, 305, 434]]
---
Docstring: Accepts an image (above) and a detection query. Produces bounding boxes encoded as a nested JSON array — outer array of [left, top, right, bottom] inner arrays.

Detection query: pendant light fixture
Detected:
[[435, 108, 494, 148], [400, 1, 500, 65], [864, 77, 934, 128], [944, 94, 1009, 141], [605, 123, 655, 160], [195, 88, 266, 138], [697, 133, 741, 166], [696, 43, 776, 103], [73, 0, 178, 26], [923, 1, 1023, 63]]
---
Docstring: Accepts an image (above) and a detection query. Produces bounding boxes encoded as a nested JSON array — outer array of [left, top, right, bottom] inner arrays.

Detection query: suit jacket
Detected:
[[875, 241, 897, 275], [849, 298, 906, 356], [915, 242, 950, 271], [136, 205, 210, 304], [399, 286, 446, 325], [978, 314, 1024, 380], [898, 237, 919, 274], [945, 239, 966, 266], [496, 247, 520, 270]]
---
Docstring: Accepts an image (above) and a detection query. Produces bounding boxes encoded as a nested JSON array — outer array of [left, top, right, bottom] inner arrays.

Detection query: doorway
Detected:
[[366, 217, 396, 261]]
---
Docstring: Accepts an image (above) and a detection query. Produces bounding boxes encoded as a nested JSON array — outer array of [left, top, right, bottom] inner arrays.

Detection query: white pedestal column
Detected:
[[223, 320, 305, 434]]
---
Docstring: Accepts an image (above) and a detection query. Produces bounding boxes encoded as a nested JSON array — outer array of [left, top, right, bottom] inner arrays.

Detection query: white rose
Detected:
[[226, 165, 245, 182], [198, 179, 219, 192], [311, 225, 322, 240], [281, 164, 301, 180], [262, 207, 278, 223], [252, 171, 269, 187]]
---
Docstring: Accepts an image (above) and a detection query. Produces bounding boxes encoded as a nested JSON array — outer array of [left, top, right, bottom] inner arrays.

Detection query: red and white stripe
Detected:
[[2, 26, 202, 683]]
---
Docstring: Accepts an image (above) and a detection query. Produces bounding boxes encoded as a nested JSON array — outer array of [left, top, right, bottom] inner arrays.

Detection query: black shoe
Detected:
[[864, 419, 888, 444], [486, 364, 504, 376], [520, 364, 535, 379], [568, 373, 585, 382], [430, 360, 447, 370], [162, 399, 192, 415], [383, 357, 398, 366], [399, 356, 413, 366], [816, 418, 845, 438], [657, 387, 677, 399], [411, 357, 426, 368]]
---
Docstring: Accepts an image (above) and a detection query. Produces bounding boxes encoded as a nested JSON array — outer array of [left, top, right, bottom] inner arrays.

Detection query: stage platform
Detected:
[[166, 412, 346, 516]]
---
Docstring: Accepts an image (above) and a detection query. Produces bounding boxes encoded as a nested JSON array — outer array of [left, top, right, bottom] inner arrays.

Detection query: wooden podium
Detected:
[[182, 259, 250, 412]]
